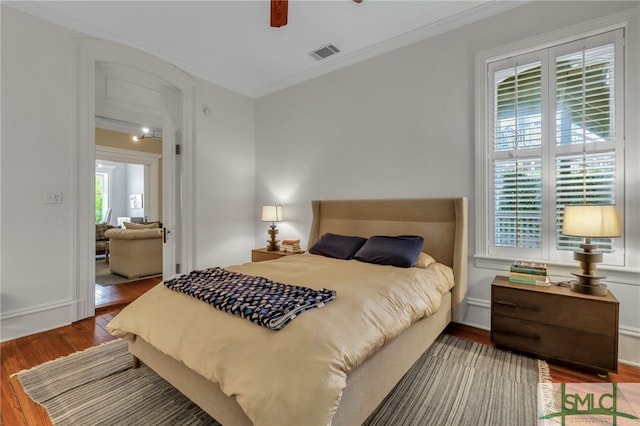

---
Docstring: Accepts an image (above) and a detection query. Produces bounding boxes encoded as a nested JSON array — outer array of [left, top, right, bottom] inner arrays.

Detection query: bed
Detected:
[[107, 197, 468, 426]]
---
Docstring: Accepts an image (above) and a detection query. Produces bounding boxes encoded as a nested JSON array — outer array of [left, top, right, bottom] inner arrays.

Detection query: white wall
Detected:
[[126, 163, 144, 218], [0, 6, 256, 341], [255, 1, 640, 365], [194, 79, 256, 268], [1, 6, 82, 339]]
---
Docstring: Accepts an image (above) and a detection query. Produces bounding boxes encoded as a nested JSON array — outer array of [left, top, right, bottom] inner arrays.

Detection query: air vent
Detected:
[[309, 44, 340, 61]]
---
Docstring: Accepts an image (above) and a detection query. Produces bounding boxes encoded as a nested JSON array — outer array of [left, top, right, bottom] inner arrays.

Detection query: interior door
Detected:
[[161, 88, 180, 278]]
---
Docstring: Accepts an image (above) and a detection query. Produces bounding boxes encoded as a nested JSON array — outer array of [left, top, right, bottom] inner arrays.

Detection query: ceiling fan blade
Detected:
[[270, 0, 288, 28]]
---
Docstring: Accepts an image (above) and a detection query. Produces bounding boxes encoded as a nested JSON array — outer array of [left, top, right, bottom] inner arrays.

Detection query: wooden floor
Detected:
[[1, 278, 161, 426], [2, 283, 639, 426], [445, 323, 640, 383], [94, 276, 161, 314]]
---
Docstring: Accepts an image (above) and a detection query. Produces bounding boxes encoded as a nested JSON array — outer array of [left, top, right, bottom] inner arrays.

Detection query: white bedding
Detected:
[[107, 252, 454, 426]]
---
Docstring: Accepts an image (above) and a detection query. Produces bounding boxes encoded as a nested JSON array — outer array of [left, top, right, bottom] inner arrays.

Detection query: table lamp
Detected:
[[561, 204, 622, 296], [261, 205, 284, 251]]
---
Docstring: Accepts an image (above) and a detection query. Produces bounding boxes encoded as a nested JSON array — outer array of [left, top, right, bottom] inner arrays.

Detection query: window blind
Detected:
[[492, 61, 542, 249], [494, 157, 542, 248], [494, 62, 542, 152], [486, 29, 623, 263], [556, 152, 617, 251], [556, 44, 615, 147], [555, 42, 617, 252]]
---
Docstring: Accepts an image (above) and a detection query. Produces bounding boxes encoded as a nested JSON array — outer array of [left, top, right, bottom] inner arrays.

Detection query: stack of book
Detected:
[[281, 239, 301, 253], [509, 261, 550, 286]]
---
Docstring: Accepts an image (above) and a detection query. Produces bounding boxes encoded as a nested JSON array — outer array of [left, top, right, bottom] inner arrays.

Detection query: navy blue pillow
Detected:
[[308, 233, 368, 260], [354, 235, 425, 268]]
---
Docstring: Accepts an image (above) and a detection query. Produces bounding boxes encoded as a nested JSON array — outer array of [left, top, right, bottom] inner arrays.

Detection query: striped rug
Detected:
[[16, 335, 548, 426], [364, 334, 550, 425]]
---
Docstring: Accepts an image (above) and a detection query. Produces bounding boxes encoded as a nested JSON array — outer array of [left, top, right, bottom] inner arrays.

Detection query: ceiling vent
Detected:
[[309, 44, 340, 61]]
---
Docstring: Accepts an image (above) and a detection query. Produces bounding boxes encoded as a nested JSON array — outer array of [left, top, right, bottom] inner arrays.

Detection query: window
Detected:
[[479, 28, 625, 266], [95, 168, 111, 224]]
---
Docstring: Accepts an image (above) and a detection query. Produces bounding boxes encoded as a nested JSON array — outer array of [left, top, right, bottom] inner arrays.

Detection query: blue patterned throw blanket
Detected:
[[164, 267, 336, 331]]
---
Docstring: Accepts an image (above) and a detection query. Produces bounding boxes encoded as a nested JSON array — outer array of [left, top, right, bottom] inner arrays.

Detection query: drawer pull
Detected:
[[496, 330, 540, 341], [494, 300, 540, 312]]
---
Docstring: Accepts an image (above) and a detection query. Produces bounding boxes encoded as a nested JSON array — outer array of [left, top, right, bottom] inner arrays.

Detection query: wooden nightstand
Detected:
[[491, 275, 619, 374], [251, 248, 304, 262]]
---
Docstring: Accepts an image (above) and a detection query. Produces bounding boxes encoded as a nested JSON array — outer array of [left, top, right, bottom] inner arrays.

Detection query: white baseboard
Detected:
[[467, 296, 491, 310], [462, 298, 640, 366], [619, 326, 640, 367], [0, 299, 75, 342]]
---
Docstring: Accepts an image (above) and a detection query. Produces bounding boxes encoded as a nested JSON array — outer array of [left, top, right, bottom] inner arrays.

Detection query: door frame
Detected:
[[95, 146, 161, 223], [75, 39, 196, 320]]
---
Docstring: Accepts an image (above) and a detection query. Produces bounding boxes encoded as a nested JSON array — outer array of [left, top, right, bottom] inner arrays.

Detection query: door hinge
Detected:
[[176, 263, 181, 274], [175, 144, 181, 155]]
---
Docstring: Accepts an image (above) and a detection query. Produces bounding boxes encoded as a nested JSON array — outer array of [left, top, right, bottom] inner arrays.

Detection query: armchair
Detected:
[[104, 228, 163, 279], [96, 222, 114, 256]]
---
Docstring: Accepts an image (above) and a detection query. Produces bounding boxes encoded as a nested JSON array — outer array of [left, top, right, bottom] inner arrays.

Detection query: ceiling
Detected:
[[6, 1, 526, 98]]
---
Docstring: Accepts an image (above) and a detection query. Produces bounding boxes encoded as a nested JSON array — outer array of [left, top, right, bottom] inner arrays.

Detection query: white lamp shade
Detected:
[[562, 205, 622, 238], [261, 205, 284, 222]]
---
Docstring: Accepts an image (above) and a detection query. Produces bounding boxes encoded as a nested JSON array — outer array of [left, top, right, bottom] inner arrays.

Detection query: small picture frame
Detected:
[[130, 193, 143, 209]]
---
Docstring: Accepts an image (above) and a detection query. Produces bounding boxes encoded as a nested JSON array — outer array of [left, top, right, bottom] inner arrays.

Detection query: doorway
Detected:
[[94, 134, 163, 306], [75, 39, 196, 321]]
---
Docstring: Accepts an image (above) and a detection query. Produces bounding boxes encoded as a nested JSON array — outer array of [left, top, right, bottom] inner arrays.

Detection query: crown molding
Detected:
[[5, 0, 529, 99], [251, 1, 530, 98]]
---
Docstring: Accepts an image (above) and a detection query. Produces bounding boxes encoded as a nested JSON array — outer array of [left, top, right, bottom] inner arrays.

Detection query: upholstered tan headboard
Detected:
[[308, 198, 468, 323]]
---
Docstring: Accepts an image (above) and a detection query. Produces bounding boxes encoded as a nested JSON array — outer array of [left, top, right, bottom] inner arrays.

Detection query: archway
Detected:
[[74, 39, 196, 320]]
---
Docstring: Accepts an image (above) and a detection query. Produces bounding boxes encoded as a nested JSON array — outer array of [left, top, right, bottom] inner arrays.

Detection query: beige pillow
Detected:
[[123, 222, 159, 229], [414, 252, 436, 268]]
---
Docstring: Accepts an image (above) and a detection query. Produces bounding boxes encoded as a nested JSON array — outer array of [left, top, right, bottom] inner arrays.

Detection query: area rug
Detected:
[[15, 335, 549, 426], [364, 334, 550, 425], [95, 259, 162, 286]]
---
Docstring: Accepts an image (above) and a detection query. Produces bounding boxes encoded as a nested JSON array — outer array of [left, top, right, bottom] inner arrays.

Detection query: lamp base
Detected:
[[569, 245, 608, 296], [570, 281, 608, 297], [266, 225, 280, 251]]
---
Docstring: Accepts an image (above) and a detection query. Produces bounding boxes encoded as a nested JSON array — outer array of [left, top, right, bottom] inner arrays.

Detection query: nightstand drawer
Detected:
[[491, 275, 619, 373], [252, 250, 285, 262], [492, 315, 617, 373], [251, 248, 304, 262], [492, 285, 616, 336]]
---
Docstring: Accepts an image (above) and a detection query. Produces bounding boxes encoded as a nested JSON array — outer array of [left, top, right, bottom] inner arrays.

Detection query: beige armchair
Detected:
[[104, 228, 163, 279]]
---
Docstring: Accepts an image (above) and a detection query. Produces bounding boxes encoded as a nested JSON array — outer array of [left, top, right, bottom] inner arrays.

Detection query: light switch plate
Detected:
[[44, 192, 63, 204]]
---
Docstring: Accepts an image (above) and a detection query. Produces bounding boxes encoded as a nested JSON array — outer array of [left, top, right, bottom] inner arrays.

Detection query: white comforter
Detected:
[[107, 252, 454, 426]]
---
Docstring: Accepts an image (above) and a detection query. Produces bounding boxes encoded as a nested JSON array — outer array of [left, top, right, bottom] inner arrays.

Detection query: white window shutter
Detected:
[[484, 29, 624, 265]]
